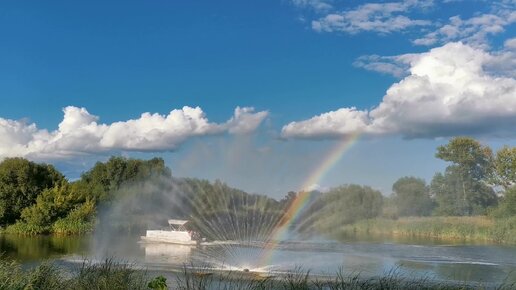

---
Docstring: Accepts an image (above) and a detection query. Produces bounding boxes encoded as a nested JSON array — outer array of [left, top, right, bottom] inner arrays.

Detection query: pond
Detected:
[[1, 233, 515, 286]]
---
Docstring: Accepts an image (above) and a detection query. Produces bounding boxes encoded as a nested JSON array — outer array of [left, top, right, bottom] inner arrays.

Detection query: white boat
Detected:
[[141, 219, 199, 245]]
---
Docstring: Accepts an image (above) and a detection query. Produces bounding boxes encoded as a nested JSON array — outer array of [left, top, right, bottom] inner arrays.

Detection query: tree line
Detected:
[[0, 136, 514, 237], [391, 137, 515, 218], [298, 137, 516, 234], [0, 156, 286, 237]]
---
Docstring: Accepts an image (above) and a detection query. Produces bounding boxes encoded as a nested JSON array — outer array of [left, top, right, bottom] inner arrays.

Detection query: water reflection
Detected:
[[142, 243, 192, 264], [1, 233, 515, 285], [0, 234, 88, 262]]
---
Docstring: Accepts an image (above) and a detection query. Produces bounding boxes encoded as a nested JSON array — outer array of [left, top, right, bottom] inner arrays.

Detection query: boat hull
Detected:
[[141, 230, 197, 245]]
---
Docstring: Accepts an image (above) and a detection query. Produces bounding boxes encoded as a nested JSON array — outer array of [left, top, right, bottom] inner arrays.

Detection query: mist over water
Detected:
[[89, 175, 289, 270], [57, 176, 513, 286]]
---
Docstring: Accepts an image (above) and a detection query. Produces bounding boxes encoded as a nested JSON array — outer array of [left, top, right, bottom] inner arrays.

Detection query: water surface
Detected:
[[1, 234, 514, 285]]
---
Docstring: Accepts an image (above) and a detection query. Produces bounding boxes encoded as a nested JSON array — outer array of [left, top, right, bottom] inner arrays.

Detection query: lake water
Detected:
[[1, 233, 515, 286]]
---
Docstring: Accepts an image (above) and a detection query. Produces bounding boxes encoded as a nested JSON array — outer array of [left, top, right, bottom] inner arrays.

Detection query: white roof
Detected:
[[168, 219, 189, 226]]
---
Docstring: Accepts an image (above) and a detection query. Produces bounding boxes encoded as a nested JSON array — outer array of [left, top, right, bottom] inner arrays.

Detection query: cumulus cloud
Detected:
[[0, 106, 268, 159], [311, 0, 433, 34], [282, 108, 370, 139], [281, 42, 516, 139], [226, 107, 269, 134]]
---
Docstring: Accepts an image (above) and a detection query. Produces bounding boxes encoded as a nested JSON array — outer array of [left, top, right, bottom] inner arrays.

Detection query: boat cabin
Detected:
[[167, 219, 190, 231]]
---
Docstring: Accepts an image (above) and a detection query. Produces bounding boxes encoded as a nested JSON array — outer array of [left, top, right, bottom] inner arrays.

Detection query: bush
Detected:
[[52, 200, 96, 235], [148, 275, 168, 290], [5, 221, 50, 235]]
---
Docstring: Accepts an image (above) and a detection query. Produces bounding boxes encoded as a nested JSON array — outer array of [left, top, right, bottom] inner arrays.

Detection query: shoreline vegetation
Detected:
[[0, 258, 514, 290], [329, 216, 516, 245], [0, 136, 514, 246]]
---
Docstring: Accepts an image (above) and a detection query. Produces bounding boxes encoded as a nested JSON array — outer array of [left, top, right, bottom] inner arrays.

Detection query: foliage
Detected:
[[80, 156, 171, 202], [0, 258, 26, 290], [0, 255, 516, 290], [148, 275, 168, 290], [392, 177, 434, 217], [0, 137, 515, 238], [334, 216, 516, 244], [301, 185, 383, 233], [493, 146, 516, 190], [0, 258, 151, 290], [173, 264, 512, 290], [0, 158, 64, 225], [491, 186, 516, 218], [433, 137, 497, 215], [1, 156, 171, 235], [430, 168, 497, 216], [0, 259, 65, 290], [436, 137, 494, 181], [52, 199, 96, 234], [69, 259, 149, 290]]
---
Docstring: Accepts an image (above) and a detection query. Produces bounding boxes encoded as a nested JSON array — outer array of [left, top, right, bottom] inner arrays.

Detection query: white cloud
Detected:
[[291, 0, 333, 12], [505, 37, 516, 49], [485, 37, 516, 78], [311, 0, 433, 34], [281, 42, 516, 139], [282, 107, 370, 139], [226, 107, 269, 134], [353, 53, 417, 77], [413, 9, 516, 47], [0, 106, 268, 159]]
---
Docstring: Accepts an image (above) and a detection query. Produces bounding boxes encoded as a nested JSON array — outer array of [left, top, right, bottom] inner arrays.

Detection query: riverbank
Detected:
[[331, 216, 516, 244], [1, 258, 513, 290]]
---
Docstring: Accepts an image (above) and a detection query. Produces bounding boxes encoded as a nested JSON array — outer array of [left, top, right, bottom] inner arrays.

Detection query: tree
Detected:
[[431, 171, 461, 216], [280, 191, 298, 207], [301, 185, 383, 232], [14, 180, 90, 233], [392, 177, 434, 216], [0, 158, 64, 225], [436, 137, 494, 181], [434, 137, 497, 215], [493, 146, 516, 190], [431, 166, 497, 216], [492, 186, 516, 217], [80, 156, 171, 201]]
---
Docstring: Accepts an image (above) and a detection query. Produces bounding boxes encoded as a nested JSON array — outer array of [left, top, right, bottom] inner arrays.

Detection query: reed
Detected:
[[334, 216, 516, 244], [0, 258, 513, 289]]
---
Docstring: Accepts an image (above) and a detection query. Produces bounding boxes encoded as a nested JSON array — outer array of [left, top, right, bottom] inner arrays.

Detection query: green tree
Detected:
[[0, 158, 64, 225], [12, 180, 92, 234], [301, 184, 383, 232], [434, 137, 497, 215], [392, 177, 434, 216], [80, 156, 171, 201], [492, 186, 516, 217], [493, 146, 516, 190], [436, 137, 494, 181]]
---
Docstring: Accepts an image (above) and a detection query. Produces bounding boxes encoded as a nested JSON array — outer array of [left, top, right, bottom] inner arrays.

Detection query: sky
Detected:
[[0, 0, 515, 198]]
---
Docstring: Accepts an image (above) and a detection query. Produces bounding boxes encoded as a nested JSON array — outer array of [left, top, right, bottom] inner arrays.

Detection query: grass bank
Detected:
[[332, 216, 516, 244], [0, 258, 513, 290]]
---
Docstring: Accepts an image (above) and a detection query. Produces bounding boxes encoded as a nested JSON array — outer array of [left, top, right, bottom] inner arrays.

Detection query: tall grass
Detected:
[[0, 258, 148, 290], [332, 216, 516, 244], [173, 266, 515, 290], [0, 258, 514, 289]]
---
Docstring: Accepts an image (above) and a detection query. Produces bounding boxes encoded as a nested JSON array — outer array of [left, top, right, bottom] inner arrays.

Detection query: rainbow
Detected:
[[258, 132, 361, 267]]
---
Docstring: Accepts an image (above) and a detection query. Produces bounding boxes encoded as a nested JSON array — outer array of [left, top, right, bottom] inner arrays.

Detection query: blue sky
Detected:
[[1, 0, 515, 198]]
